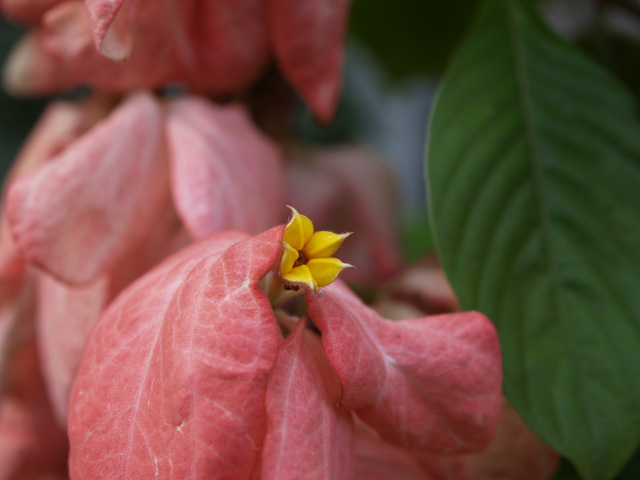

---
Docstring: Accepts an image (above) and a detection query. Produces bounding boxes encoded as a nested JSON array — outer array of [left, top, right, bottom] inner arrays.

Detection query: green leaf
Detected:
[[426, 0, 640, 478]]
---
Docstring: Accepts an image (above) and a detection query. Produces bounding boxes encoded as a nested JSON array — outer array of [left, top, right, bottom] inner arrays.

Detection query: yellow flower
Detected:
[[280, 206, 352, 294]]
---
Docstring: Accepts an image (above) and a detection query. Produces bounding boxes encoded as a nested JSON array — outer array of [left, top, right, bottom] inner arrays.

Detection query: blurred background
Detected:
[[0, 19, 46, 180]]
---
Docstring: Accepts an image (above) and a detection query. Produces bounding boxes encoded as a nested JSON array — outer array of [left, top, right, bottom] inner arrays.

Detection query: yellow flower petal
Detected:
[[307, 257, 352, 288], [303, 231, 351, 259], [282, 264, 318, 293], [280, 241, 299, 275], [283, 206, 314, 251]]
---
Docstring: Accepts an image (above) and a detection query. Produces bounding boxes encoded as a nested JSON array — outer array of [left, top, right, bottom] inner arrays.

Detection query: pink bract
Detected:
[[6, 91, 285, 285], [68, 229, 280, 479], [166, 97, 285, 239], [307, 281, 502, 453], [5, 0, 349, 121], [68, 225, 502, 479], [37, 200, 188, 426], [261, 319, 354, 479], [85, 0, 270, 92], [268, 0, 351, 123], [7, 92, 169, 285]]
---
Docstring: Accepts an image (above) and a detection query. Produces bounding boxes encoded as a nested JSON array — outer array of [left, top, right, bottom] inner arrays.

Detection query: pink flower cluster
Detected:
[[2, 0, 349, 122], [67, 226, 502, 479]]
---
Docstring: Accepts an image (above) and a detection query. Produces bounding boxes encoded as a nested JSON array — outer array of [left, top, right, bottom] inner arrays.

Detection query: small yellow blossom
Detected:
[[280, 206, 352, 294]]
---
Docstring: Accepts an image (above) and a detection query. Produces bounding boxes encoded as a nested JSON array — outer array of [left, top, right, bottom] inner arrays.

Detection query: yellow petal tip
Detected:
[[284, 206, 314, 251]]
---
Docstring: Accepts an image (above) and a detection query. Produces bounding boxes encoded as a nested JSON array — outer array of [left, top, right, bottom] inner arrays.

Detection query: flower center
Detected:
[[293, 251, 308, 268]]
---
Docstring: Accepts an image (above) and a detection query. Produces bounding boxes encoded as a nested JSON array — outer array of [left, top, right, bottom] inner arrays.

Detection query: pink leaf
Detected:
[[268, 0, 351, 123], [84, 0, 269, 91], [4, 1, 178, 96], [306, 281, 502, 454], [0, 98, 108, 279], [7, 91, 169, 284], [68, 227, 284, 480], [38, 201, 189, 426], [261, 319, 354, 479], [37, 274, 108, 426], [174, 1, 270, 93], [166, 97, 285, 238], [83, 0, 130, 59]]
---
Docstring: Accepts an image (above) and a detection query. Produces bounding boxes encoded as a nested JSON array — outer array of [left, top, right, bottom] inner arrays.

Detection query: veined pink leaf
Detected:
[[0, 95, 104, 385], [306, 281, 502, 454], [166, 97, 285, 238], [286, 146, 403, 285], [38, 201, 188, 426], [69, 227, 284, 480], [7, 92, 169, 285], [261, 319, 354, 480], [0, 97, 108, 279], [268, 0, 351, 123]]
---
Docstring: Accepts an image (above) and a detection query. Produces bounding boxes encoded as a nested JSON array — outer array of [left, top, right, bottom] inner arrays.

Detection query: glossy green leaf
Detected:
[[426, 0, 640, 479]]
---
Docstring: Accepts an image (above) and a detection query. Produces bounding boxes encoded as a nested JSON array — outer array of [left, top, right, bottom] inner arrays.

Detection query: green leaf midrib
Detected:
[[428, 0, 640, 476], [501, 0, 600, 466]]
